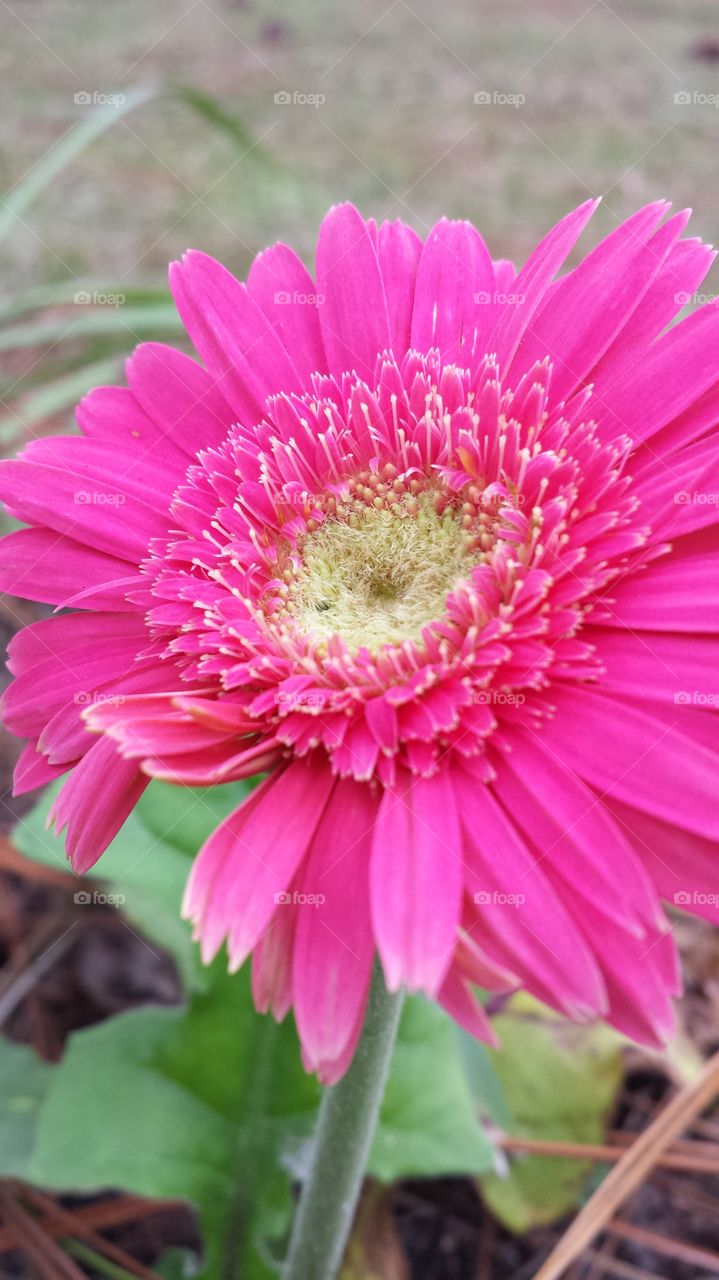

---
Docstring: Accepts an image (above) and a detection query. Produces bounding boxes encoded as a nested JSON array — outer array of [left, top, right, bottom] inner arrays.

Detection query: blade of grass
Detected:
[[0, 86, 157, 243], [0, 280, 168, 324], [0, 305, 181, 353], [0, 356, 123, 445]]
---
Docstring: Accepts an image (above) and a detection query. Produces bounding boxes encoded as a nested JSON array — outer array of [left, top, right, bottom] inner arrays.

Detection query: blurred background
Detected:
[[2, 1, 719, 1277]]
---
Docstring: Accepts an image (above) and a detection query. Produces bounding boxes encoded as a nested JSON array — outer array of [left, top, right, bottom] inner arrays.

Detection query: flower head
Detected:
[[2, 201, 719, 1081]]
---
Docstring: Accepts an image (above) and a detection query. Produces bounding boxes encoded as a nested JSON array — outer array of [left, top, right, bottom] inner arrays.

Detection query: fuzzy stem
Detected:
[[282, 960, 404, 1280]]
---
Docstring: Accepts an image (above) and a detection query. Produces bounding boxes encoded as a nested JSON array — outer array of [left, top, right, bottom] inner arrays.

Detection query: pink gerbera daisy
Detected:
[[2, 200, 719, 1083]]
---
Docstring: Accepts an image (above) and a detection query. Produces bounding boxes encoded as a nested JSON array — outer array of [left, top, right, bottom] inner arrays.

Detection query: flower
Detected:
[[2, 201, 719, 1083]]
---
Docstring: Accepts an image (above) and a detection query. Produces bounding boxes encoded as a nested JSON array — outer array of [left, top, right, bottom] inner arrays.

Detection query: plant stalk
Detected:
[[282, 959, 404, 1280]]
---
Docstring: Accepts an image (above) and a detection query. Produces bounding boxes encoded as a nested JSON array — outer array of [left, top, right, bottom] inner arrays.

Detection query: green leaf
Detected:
[[372, 997, 496, 1180], [0, 356, 124, 446], [29, 967, 319, 1280], [0, 279, 169, 324], [478, 995, 623, 1232], [172, 85, 261, 155], [0, 87, 157, 243], [14, 778, 258, 989], [0, 306, 182, 353], [0, 1039, 53, 1178]]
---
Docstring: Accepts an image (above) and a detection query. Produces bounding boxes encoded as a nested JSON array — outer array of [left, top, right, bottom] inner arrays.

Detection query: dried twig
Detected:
[[500, 1133, 719, 1174], [532, 1047, 719, 1280], [607, 1219, 719, 1274]]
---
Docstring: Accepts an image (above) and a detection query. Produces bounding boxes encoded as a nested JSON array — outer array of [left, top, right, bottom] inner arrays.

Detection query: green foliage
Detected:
[[0, 1040, 53, 1178], [14, 778, 257, 990], [478, 995, 623, 1232], [8, 778, 497, 1277]]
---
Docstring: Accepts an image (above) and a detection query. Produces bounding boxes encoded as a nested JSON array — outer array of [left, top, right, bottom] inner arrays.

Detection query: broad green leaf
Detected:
[[14, 778, 257, 988], [28, 983, 496, 1280], [0, 1039, 53, 1178], [372, 997, 496, 1180], [478, 995, 623, 1232], [29, 967, 320, 1280]]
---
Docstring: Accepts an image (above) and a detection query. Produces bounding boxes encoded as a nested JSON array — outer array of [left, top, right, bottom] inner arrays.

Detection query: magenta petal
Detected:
[[247, 243, 327, 383], [0, 528, 140, 609], [315, 203, 392, 382], [370, 768, 463, 995], [51, 736, 149, 873], [377, 218, 423, 355], [494, 198, 599, 369], [126, 343, 235, 454], [183, 757, 335, 971], [510, 201, 669, 400], [293, 778, 377, 1083], [410, 218, 495, 363], [169, 250, 303, 421], [542, 687, 719, 842], [456, 768, 607, 1020]]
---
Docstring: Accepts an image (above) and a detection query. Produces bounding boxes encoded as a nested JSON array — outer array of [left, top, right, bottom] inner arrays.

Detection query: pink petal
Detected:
[[315, 203, 392, 382], [410, 218, 495, 363], [50, 736, 149, 873], [370, 767, 463, 995], [542, 686, 719, 842], [293, 778, 377, 1083], [247, 243, 327, 383], [182, 757, 335, 971], [169, 250, 303, 422]]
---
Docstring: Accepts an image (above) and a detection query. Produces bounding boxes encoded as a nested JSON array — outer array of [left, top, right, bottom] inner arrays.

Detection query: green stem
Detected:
[[282, 959, 405, 1280], [62, 1238, 140, 1280]]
